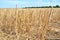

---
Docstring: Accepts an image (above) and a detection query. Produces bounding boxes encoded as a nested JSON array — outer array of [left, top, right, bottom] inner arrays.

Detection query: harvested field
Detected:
[[0, 8, 60, 40]]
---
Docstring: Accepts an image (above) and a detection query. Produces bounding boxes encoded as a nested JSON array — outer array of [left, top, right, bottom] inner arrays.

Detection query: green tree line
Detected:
[[24, 5, 60, 8]]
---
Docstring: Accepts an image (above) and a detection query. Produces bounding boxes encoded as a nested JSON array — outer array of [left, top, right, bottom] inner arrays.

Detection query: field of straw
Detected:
[[0, 8, 60, 40]]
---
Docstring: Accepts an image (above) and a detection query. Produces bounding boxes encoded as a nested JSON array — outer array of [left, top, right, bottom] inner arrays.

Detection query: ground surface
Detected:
[[0, 8, 60, 40]]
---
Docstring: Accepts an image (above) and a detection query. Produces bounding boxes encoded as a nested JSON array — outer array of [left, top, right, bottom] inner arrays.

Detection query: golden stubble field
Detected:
[[0, 8, 60, 40]]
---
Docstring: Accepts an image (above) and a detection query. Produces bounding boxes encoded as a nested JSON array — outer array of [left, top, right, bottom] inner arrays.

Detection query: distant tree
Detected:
[[49, 6, 51, 8], [56, 5, 59, 7]]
